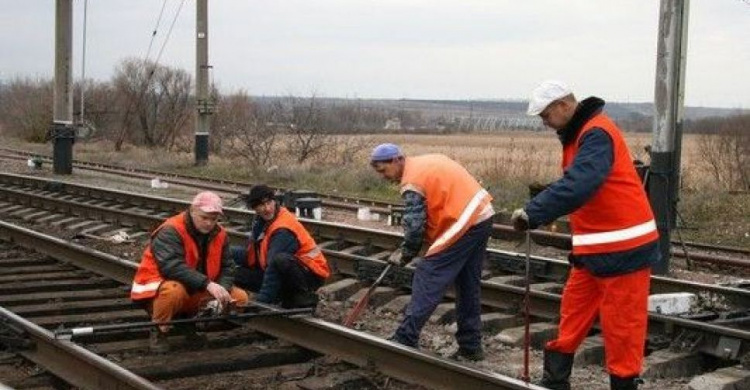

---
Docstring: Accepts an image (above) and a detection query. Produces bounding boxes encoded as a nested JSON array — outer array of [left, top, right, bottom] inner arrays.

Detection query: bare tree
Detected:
[[0, 77, 53, 142], [283, 95, 332, 163], [153, 67, 192, 150], [330, 135, 373, 165], [697, 114, 750, 191], [72, 79, 118, 140], [111, 58, 192, 151], [216, 91, 281, 170]]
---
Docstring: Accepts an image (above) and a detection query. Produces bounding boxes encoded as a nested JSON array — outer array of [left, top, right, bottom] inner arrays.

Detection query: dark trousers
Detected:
[[393, 219, 492, 351], [231, 246, 322, 306]]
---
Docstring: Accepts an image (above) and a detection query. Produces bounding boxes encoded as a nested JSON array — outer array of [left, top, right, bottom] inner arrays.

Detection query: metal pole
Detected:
[[52, 0, 74, 175], [521, 229, 531, 383], [194, 0, 211, 166], [79, 0, 88, 125], [650, 0, 689, 275]]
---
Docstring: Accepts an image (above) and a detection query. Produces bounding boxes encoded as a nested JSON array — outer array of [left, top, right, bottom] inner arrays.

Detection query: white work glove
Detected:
[[387, 248, 404, 266], [511, 208, 530, 231], [388, 248, 416, 266], [206, 281, 231, 309]]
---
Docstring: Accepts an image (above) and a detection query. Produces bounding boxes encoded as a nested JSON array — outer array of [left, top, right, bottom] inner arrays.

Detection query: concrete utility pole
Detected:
[[79, 0, 88, 126], [52, 0, 74, 174], [194, 0, 212, 166], [650, 0, 690, 275]]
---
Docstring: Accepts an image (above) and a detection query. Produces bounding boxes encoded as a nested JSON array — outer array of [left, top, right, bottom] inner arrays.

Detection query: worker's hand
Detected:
[[387, 249, 404, 266], [511, 208, 530, 231], [206, 282, 231, 307], [389, 248, 417, 266]]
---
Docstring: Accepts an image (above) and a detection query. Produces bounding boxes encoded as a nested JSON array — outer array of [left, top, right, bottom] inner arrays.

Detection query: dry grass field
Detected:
[[4, 131, 748, 248]]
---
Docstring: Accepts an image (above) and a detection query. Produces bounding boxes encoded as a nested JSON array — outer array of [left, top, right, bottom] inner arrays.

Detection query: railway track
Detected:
[[0, 172, 749, 388], [1, 148, 747, 270], [0, 222, 540, 390]]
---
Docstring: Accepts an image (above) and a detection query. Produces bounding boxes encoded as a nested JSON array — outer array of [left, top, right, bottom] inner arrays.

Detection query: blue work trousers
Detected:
[[231, 246, 322, 305], [393, 219, 492, 351], [230, 245, 265, 292]]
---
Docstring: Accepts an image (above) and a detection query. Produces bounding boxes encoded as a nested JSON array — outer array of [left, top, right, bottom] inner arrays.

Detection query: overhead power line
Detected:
[[144, 0, 168, 63], [153, 0, 187, 70]]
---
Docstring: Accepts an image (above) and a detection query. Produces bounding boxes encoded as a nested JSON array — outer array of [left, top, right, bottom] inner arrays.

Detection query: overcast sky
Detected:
[[1, 1, 748, 108]]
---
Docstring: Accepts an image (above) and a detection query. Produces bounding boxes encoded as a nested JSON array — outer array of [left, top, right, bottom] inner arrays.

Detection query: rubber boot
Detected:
[[610, 375, 644, 390], [449, 347, 485, 362], [149, 329, 170, 354], [540, 349, 574, 390]]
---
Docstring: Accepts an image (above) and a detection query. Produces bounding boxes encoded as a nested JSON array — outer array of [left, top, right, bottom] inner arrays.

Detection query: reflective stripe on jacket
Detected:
[[563, 114, 658, 255], [131, 212, 226, 301], [400, 154, 493, 257], [246, 207, 330, 279]]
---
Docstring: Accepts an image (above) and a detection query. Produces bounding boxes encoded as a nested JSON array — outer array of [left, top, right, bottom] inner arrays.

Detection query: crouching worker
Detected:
[[232, 184, 330, 308], [131, 191, 249, 353]]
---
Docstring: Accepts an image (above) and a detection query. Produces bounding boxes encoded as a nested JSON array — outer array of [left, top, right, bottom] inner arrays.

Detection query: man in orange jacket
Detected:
[[131, 191, 249, 353], [370, 143, 494, 361], [512, 80, 659, 390], [232, 184, 330, 308]]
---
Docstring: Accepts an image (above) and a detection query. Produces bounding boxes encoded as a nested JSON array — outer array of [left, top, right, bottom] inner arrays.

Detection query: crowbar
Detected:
[[54, 306, 313, 340], [521, 229, 532, 383]]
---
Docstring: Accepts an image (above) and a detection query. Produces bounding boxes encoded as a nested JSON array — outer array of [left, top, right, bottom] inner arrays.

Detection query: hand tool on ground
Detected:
[[521, 229, 532, 383], [343, 263, 393, 327], [54, 306, 313, 340]]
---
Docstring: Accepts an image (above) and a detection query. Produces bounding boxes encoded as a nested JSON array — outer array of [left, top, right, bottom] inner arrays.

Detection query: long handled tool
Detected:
[[343, 263, 393, 327], [54, 306, 313, 340], [521, 229, 532, 383]]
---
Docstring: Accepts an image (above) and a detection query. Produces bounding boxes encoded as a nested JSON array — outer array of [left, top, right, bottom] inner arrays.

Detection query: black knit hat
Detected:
[[246, 184, 275, 208]]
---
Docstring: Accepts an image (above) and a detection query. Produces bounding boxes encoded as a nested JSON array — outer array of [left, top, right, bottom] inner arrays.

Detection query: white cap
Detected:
[[526, 80, 572, 116]]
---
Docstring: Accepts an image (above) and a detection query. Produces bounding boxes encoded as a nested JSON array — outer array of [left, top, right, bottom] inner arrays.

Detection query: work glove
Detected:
[[197, 299, 223, 318], [387, 248, 416, 266], [194, 299, 228, 331], [387, 249, 404, 266], [206, 281, 231, 308], [511, 208, 530, 231], [528, 182, 551, 198]]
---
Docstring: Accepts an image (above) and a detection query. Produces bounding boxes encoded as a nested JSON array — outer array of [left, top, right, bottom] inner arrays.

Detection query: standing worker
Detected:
[[131, 191, 249, 353], [232, 184, 330, 308], [512, 80, 659, 390], [370, 143, 494, 361]]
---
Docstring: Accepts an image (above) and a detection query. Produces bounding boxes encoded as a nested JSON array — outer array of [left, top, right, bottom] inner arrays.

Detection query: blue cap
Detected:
[[370, 143, 403, 162]]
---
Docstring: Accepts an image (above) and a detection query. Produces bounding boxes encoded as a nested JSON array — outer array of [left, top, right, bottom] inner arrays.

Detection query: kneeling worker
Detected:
[[232, 184, 330, 308], [131, 191, 249, 353]]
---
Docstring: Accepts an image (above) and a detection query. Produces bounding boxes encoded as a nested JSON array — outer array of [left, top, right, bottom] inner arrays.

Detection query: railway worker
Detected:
[[131, 191, 249, 353], [231, 184, 330, 309], [512, 80, 660, 390], [369, 143, 494, 361]]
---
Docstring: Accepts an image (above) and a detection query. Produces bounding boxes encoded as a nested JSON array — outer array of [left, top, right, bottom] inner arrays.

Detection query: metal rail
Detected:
[[2, 150, 747, 265], [0, 307, 159, 390], [0, 220, 543, 390], [1, 172, 748, 308], [2, 179, 749, 360]]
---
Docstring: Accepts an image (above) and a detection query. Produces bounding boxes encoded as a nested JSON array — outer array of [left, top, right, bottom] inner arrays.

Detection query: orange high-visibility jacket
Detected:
[[245, 207, 330, 279], [130, 212, 226, 301], [400, 154, 493, 257], [563, 113, 659, 255]]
